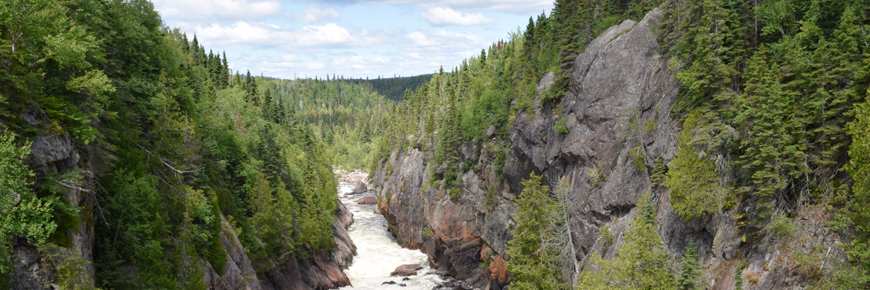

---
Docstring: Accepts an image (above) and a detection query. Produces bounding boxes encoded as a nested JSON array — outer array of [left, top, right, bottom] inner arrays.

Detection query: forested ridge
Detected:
[[368, 0, 870, 289], [259, 77, 394, 170], [345, 74, 433, 102], [0, 0, 384, 288]]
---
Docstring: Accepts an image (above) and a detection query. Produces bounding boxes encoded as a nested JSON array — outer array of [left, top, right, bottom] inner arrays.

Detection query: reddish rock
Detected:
[[357, 196, 377, 205], [390, 264, 423, 277], [488, 254, 509, 284]]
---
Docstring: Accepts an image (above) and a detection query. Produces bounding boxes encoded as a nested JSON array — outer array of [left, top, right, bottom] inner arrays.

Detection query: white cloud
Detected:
[[330, 56, 389, 69], [420, 7, 494, 26], [243, 54, 261, 62], [280, 55, 300, 62], [319, 0, 551, 14], [194, 22, 381, 48], [306, 62, 326, 69], [404, 30, 486, 48], [152, 0, 281, 20], [298, 7, 341, 23]]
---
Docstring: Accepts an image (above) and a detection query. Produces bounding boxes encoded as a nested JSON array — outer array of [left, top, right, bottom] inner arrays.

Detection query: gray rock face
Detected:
[[505, 9, 694, 267], [257, 199, 356, 290], [204, 215, 262, 290], [373, 9, 682, 289], [13, 112, 94, 290], [375, 7, 848, 290]]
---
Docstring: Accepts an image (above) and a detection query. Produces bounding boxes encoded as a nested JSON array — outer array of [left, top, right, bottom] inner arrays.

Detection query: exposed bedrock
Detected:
[[372, 8, 846, 290]]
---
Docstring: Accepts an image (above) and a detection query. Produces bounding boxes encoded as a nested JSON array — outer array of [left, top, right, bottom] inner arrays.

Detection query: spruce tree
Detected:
[[577, 193, 675, 289], [221, 51, 230, 87], [506, 173, 555, 290], [263, 88, 274, 121], [677, 239, 702, 290]]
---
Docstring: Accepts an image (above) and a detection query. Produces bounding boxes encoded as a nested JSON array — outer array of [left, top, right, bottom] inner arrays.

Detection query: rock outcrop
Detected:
[[349, 182, 369, 195], [12, 112, 94, 290], [356, 196, 377, 205], [203, 215, 262, 290], [390, 264, 423, 277], [257, 199, 357, 290], [372, 8, 847, 290]]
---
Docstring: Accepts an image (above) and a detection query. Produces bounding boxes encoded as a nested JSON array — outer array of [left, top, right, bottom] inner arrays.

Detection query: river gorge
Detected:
[[337, 182, 447, 289]]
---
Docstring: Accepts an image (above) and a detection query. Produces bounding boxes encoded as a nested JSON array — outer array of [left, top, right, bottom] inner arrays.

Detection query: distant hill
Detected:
[[347, 74, 434, 102]]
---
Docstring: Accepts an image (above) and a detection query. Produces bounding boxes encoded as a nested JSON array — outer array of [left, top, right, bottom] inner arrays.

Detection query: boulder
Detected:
[[356, 196, 377, 205], [390, 264, 423, 277], [349, 182, 368, 195]]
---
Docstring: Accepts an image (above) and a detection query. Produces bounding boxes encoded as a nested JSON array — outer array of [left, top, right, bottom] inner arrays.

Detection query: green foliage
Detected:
[[840, 81, 870, 288], [506, 173, 570, 290], [649, 158, 667, 188], [599, 225, 613, 248], [577, 192, 675, 289], [666, 110, 721, 220], [0, 132, 58, 275], [767, 214, 797, 240], [262, 77, 395, 170], [448, 186, 461, 199], [629, 145, 647, 171], [735, 259, 747, 289], [554, 118, 569, 135], [346, 74, 433, 102], [676, 239, 702, 290], [42, 244, 94, 290], [485, 186, 498, 209], [586, 165, 605, 187], [422, 227, 432, 237], [659, 0, 869, 224], [0, 0, 344, 286]]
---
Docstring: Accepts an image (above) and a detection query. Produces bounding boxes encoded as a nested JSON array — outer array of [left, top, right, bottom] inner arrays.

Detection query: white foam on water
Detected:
[[337, 182, 445, 290]]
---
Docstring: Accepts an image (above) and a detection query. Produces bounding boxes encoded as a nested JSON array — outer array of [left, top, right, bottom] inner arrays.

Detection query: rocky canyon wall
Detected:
[[372, 8, 847, 290]]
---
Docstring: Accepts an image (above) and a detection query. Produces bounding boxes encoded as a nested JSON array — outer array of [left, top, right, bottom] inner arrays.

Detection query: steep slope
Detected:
[[0, 1, 356, 288], [372, 8, 850, 289]]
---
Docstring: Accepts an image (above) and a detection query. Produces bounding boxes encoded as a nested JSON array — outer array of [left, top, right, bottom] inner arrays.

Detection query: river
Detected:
[[337, 182, 446, 290]]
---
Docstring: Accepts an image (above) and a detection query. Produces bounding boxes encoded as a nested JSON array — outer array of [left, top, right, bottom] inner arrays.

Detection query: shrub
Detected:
[[448, 186, 461, 199], [554, 118, 569, 135], [767, 214, 797, 240], [599, 225, 613, 247], [587, 164, 605, 187], [629, 145, 647, 171], [666, 110, 721, 220]]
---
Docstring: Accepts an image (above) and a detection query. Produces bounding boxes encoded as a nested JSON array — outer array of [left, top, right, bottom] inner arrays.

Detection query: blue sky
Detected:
[[152, 0, 553, 79]]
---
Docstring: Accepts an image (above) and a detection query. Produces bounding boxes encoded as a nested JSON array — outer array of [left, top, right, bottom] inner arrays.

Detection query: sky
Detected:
[[151, 0, 553, 79]]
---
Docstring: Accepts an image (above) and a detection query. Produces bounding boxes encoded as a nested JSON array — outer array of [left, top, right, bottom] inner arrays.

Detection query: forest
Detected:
[[367, 0, 870, 288], [0, 0, 351, 288], [2, 0, 870, 289]]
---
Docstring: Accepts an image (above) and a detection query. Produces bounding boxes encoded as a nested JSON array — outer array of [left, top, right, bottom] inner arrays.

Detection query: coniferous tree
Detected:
[[676, 239, 702, 290], [577, 193, 675, 289], [506, 173, 555, 290], [221, 52, 230, 87]]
